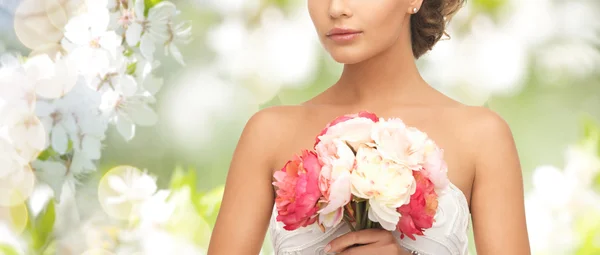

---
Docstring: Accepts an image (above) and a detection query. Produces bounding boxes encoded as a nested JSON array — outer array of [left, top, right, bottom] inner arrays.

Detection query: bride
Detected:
[[208, 0, 530, 254]]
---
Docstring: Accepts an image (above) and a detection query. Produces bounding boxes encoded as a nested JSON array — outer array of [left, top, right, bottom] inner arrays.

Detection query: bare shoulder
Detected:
[[457, 106, 514, 146], [244, 105, 307, 137], [241, 105, 309, 159]]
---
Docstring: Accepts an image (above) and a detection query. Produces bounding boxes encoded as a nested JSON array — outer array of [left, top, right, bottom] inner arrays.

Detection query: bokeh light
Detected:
[[0, 202, 29, 235], [98, 165, 157, 221]]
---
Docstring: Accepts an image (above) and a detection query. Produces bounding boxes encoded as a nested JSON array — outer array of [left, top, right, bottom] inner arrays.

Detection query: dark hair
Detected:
[[410, 0, 465, 59]]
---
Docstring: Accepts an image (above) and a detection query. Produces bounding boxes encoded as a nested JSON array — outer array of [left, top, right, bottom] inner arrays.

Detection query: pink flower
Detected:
[[422, 142, 450, 191], [273, 150, 323, 231], [315, 111, 379, 147], [396, 171, 439, 240], [315, 139, 355, 228]]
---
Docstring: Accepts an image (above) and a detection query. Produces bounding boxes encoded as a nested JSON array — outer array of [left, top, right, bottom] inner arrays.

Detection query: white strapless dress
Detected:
[[268, 183, 471, 255]]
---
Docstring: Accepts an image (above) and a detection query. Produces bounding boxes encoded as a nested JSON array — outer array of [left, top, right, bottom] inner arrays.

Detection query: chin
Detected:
[[325, 44, 378, 65], [328, 49, 371, 64]]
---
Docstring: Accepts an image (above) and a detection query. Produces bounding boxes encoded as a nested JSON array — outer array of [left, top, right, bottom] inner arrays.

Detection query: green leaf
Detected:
[[123, 48, 134, 57], [0, 244, 20, 255], [169, 166, 197, 191], [37, 147, 58, 161], [40, 241, 56, 255], [31, 198, 56, 252], [126, 62, 137, 75], [67, 140, 73, 152], [144, 0, 163, 15]]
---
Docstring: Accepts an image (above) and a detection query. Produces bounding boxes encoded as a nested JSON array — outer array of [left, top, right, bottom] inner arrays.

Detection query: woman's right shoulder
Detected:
[[239, 105, 308, 154], [244, 105, 307, 133]]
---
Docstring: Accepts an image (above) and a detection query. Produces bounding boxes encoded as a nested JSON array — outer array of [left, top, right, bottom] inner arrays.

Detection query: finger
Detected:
[[336, 243, 377, 255], [326, 229, 390, 253], [338, 243, 400, 255]]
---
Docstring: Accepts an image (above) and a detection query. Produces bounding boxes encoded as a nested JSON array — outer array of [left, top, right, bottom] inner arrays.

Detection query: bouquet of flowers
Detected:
[[272, 111, 450, 240]]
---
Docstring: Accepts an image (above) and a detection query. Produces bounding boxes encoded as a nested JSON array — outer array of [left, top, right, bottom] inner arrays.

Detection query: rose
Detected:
[[397, 170, 439, 240], [350, 145, 416, 231], [315, 139, 355, 228], [273, 150, 323, 231]]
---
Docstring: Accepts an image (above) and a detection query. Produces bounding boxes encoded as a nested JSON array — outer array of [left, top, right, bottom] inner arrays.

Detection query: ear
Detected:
[[407, 0, 424, 14]]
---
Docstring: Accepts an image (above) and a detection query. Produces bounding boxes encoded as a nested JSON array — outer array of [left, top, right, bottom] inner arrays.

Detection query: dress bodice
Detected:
[[268, 183, 471, 255]]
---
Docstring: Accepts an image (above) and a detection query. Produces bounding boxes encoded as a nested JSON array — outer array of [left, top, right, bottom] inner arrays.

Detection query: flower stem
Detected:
[[343, 215, 356, 232], [362, 201, 370, 229], [355, 202, 362, 230]]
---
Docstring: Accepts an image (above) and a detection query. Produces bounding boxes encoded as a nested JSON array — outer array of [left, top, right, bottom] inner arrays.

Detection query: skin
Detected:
[[208, 0, 532, 254]]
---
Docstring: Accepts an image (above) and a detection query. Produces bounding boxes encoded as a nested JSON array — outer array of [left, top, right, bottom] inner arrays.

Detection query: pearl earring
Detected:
[[413, 7, 418, 13]]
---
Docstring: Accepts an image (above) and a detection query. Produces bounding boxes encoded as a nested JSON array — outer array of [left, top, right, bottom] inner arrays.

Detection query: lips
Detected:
[[326, 27, 362, 36], [326, 27, 362, 43]]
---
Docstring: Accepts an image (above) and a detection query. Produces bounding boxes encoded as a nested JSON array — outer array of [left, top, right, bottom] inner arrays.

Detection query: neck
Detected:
[[328, 28, 429, 106]]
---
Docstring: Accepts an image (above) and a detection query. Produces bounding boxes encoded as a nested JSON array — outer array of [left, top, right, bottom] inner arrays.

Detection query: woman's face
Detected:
[[308, 0, 421, 64]]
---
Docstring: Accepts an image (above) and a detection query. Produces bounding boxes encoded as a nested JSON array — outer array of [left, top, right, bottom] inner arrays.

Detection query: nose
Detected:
[[329, 0, 352, 19]]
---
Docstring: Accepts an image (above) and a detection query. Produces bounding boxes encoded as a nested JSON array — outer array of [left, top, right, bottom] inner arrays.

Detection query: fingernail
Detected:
[[324, 244, 331, 252]]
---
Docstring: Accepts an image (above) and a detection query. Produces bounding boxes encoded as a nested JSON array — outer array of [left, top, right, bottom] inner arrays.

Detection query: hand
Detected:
[[324, 228, 410, 255]]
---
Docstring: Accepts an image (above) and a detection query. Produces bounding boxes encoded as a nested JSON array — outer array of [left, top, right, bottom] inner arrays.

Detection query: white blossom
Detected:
[[22, 53, 79, 99], [102, 167, 157, 213], [125, 1, 191, 65], [62, 7, 123, 87]]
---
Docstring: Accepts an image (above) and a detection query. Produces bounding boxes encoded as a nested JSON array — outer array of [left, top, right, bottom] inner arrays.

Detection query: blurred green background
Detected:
[[1, 0, 599, 254]]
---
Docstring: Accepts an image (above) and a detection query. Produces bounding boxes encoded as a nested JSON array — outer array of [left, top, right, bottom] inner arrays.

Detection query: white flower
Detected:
[[7, 112, 47, 161], [137, 187, 211, 253], [22, 53, 78, 99], [315, 139, 355, 228], [105, 168, 157, 206], [126, 1, 191, 65], [69, 107, 108, 175], [0, 55, 36, 114], [30, 160, 69, 201], [62, 8, 122, 84], [100, 85, 158, 141], [0, 137, 28, 179], [351, 146, 416, 231], [163, 19, 192, 66], [371, 119, 428, 170], [126, 1, 171, 61], [36, 100, 78, 155], [139, 190, 177, 227]]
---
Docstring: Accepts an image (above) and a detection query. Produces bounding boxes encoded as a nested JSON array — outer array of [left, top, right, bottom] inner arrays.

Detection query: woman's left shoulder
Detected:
[[452, 105, 514, 139]]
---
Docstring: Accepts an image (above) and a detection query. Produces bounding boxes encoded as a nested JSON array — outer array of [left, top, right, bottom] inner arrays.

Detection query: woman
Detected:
[[208, 0, 531, 254]]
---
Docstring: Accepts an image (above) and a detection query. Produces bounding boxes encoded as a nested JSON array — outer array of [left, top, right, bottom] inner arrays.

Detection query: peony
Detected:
[[371, 119, 428, 170], [421, 140, 450, 191], [315, 139, 355, 228], [273, 150, 323, 231], [315, 111, 379, 149], [397, 171, 439, 240], [350, 146, 416, 231]]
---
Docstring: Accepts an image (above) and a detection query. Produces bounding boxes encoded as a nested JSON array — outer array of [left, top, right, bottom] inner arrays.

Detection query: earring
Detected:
[[413, 7, 418, 13]]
